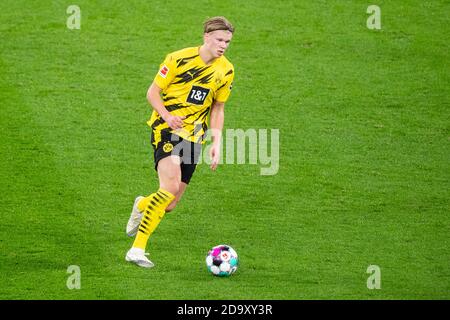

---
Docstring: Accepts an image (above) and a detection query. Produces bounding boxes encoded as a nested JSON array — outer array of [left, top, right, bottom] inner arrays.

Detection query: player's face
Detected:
[[204, 30, 233, 58]]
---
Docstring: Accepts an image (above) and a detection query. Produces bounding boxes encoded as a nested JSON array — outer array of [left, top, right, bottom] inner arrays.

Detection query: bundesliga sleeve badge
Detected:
[[159, 65, 169, 78]]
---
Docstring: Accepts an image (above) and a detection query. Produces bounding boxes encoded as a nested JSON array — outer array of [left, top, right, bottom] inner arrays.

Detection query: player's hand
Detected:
[[164, 114, 185, 130], [209, 143, 221, 171]]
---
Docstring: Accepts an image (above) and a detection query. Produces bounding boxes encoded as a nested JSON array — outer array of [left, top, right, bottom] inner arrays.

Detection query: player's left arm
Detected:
[[210, 66, 234, 171], [209, 100, 225, 171]]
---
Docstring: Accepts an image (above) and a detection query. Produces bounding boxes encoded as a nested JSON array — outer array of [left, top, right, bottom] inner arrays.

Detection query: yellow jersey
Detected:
[[148, 46, 234, 146]]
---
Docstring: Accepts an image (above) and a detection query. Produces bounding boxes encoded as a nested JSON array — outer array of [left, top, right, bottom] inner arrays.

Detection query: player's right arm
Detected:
[[147, 82, 184, 130], [147, 53, 185, 130]]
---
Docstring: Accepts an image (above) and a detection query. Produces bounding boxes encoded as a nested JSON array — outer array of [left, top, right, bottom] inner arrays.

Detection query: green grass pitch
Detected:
[[0, 0, 449, 299]]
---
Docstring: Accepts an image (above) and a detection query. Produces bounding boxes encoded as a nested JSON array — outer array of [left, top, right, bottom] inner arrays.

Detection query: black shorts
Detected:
[[151, 131, 202, 184]]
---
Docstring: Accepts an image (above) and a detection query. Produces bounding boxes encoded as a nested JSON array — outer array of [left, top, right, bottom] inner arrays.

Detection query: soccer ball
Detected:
[[205, 244, 239, 277], [206, 244, 239, 277]]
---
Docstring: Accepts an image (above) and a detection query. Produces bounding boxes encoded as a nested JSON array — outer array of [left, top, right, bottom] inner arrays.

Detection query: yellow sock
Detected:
[[133, 189, 175, 250], [137, 196, 150, 212], [137, 190, 175, 212]]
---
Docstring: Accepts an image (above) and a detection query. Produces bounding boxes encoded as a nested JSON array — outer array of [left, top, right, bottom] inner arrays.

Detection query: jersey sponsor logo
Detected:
[[159, 65, 169, 78], [186, 85, 210, 105]]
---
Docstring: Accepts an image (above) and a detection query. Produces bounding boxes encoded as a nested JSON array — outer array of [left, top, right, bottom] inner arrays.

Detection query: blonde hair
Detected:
[[203, 16, 234, 34]]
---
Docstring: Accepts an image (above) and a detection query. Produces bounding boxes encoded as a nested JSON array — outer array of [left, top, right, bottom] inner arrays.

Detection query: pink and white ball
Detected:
[[205, 244, 239, 277]]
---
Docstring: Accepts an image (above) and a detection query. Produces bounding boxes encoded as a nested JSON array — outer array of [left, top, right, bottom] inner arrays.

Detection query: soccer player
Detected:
[[125, 16, 235, 268]]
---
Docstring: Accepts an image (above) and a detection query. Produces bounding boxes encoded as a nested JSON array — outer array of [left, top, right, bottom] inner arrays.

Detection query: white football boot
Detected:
[[126, 196, 144, 237], [125, 247, 154, 268]]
